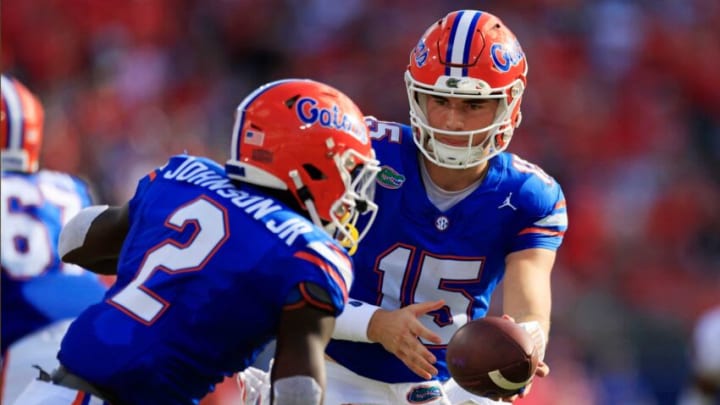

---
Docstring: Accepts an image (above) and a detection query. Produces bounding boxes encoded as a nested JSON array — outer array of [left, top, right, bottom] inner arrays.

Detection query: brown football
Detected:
[[446, 316, 539, 398]]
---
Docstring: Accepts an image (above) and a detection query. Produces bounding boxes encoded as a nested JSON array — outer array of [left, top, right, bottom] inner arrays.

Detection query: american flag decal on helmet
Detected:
[[244, 129, 265, 146]]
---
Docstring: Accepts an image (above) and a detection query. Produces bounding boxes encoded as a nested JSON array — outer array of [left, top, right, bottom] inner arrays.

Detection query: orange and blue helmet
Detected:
[[1, 74, 44, 173], [225, 79, 380, 253], [405, 10, 528, 169]]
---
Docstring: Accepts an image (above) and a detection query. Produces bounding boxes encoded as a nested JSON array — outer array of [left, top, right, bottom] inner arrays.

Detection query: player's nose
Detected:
[[443, 107, 465, 131]]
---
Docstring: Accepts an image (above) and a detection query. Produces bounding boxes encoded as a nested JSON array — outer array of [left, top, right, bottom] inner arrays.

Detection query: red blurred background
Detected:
[[3, 1, 719, 404]]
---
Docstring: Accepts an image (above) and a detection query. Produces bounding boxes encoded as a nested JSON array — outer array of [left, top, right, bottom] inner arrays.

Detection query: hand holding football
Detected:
[[446, 316, 539, 398]]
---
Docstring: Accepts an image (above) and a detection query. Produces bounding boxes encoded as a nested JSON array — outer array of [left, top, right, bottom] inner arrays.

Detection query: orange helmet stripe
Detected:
[[1, 74, 44, 172]]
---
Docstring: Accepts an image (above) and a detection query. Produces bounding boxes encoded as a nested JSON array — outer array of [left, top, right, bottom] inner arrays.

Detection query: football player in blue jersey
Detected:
[[318, 10, 569, 405], [12, 79, 380, 405], [240, 10, 567, 405], [1, 74, 108, 405]]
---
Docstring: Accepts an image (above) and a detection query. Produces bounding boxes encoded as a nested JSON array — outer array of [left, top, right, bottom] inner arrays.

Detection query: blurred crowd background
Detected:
[[3, 0, 719, 404]]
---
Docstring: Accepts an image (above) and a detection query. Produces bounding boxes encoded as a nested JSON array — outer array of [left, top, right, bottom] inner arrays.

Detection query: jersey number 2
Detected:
[[110, 197, 229, 324]]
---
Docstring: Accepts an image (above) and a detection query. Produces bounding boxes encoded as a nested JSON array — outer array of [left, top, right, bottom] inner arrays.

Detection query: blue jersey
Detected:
[[58, 155, 353, 405], [1, 170, 106, 354], [326, 119, 568, 383]]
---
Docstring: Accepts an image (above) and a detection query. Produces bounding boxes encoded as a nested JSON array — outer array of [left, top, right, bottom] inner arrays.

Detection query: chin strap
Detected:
[[289, 170, 322, 227], [336, 211, 359, 255]]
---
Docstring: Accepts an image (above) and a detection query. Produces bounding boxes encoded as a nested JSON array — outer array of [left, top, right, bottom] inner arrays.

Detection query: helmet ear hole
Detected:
[[302, 163, 326, 181]]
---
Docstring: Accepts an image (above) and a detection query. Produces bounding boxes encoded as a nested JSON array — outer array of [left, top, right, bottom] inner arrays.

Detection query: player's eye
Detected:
[[466, 101, 488, 110], [430, 96, 449, 106]]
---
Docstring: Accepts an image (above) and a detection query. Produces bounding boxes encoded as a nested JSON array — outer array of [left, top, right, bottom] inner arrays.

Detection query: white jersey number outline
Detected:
[[1, 176, 85, 278], [110, 196, 229, 324], [366, 116, 402, 143], [376, 244, 484, 344]]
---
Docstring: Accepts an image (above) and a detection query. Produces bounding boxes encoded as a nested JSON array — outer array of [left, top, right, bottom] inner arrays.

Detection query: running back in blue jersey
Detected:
[[1, 170, 106, 354], [326, 118, 568, 383], [58, 155, 353, 405]]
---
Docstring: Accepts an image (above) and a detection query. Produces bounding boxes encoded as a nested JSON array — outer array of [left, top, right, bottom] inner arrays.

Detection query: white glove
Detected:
[[237, 366, 271, 405]]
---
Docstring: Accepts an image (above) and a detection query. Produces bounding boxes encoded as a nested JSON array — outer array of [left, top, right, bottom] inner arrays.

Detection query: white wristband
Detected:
[[273, 376, 322, 405], [332, 300, 381, 343]]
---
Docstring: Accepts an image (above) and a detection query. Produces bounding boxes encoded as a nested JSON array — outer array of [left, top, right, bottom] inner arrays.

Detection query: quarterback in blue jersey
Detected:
[[321, 10, 568, 405], [12, 79, 380, 405], [1, 75, 107, 405]]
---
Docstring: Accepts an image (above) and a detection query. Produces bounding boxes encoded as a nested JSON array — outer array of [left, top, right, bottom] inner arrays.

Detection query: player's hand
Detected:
[[491, 350, 549, 402], [367, 299, 445, 380], [237, 366, 271, 405], [514, 360, 550, 400], [495, 314, 550, 402], [489, 361, 550, 402]]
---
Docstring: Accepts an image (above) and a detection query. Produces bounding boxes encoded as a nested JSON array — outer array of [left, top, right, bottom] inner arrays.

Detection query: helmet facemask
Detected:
[[405, 71, 525, 169], [321, 147, 380, 255]]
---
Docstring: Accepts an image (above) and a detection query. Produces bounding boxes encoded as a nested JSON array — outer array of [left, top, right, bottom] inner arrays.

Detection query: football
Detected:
[[446, 316, 539, 398]]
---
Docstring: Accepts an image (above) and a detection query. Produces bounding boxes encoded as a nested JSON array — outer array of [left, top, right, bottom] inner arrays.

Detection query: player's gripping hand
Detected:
[[367, 299, 445, 380], [482, 362, 550, 403], [237, 366, 271, 405], [516, 360, 550, 399], [498, 315, 551, 403]]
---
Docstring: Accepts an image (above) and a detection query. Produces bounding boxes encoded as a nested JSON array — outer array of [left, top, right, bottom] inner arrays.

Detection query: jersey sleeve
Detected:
[[275, 242, 353, 317], [511, 175, 568, 252]]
